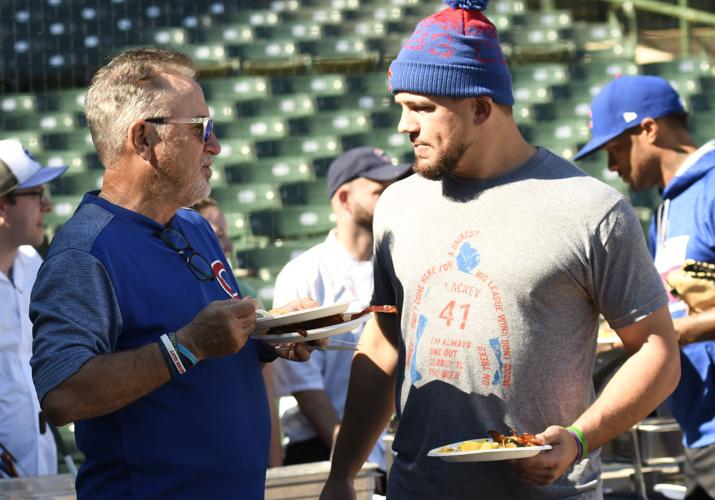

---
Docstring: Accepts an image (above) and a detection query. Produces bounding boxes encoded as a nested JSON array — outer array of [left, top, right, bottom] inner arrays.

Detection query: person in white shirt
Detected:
[[0, 139, 67, 477], [272, 147, 411, 475]]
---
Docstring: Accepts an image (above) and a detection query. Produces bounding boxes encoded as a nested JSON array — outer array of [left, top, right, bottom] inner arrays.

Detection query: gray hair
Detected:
[[84, 48, 196, 167]]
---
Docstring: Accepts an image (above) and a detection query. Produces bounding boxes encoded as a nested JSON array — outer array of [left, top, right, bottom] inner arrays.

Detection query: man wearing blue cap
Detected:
[[0, 139, 67, 477], [322, 2, 681, 499], [575, 75, 715, 500], [272, 147, 410, 477]]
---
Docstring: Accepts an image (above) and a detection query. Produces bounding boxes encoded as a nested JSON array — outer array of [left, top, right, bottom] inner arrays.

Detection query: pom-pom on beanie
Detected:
[[388, 0, 514, 105]]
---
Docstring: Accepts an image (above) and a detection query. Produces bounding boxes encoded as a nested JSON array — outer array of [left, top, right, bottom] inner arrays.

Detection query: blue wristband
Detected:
[[176, 341, 198, 367]]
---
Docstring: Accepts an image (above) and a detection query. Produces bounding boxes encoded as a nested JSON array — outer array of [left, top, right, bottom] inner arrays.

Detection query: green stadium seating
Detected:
[[36, 150, 99, 173], [277, 74, 348, 97], [280, 178, 330, 206], [235, 240, 320, 275], [222, 211, 251, 240], [52, 170, 103, 196], [523, 10, 573, 29], [43, 130, 95, 153], [200, 76, 271, 101], [212, 183, 282, 212], [511, 63, 571, 86], [292, 109, 371, 136], [41, 89, 86, 113], [215, 116, 289, 140], [342, 129, 413, 163], [236, 276, 275, 308], [213, 138, 256, 167], [238, 40, 311, 75], [237, 93, 316, 119], [266, 135, 342, 160], [641, 58, 712, 78], [1, 94, 38, 115], [46, 194, 83, 227], [308, 37, 380, 73], [199, 23, 255, 46], [224, 156, 315, 184], [207, 101, 238, 124], [250, 205, 335, 239]]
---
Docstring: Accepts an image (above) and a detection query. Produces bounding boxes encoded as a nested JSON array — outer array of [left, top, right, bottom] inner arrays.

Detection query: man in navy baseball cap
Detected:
[[574, 75, 685, 162], [327, 146, 412, 199], [0, 139, 68, 197]]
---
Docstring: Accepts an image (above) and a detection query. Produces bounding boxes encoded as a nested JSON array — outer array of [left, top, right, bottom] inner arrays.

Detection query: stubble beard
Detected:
[[352, 203, 374, 232], [413, 141, 466, 181]]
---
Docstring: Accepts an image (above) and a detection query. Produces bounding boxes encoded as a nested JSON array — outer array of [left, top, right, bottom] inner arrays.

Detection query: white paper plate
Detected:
[[428, 439, 552, 462], [254, 302, 351, 332], [252, 317, 366, 344]]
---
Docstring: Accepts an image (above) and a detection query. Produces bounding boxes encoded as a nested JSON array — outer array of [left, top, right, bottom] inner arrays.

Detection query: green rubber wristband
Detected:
[[566, 425, 589, 460]]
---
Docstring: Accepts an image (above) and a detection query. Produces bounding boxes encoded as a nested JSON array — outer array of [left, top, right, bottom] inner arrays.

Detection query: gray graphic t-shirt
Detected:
[[372, 148, 667, 499]]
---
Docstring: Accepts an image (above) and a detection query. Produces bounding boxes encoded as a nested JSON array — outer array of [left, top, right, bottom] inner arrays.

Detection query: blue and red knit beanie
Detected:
[[388, 0, 514, 105]]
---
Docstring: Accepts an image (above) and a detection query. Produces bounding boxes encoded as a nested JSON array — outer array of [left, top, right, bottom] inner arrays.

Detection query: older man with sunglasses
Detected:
[[29, 48, 316, 500], [0, 140, 67, 478]]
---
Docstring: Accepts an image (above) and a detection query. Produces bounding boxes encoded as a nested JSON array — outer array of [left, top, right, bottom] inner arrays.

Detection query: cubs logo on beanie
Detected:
[[388, 0, 514, 105]]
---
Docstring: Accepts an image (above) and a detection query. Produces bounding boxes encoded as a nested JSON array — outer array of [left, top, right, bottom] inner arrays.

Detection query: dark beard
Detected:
[[414, 142, 465, 181]]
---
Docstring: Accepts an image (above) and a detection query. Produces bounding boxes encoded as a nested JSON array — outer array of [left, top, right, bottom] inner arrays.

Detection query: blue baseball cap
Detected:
[[327, 147, 412, 199], [574, 75, 685, 160], [0, 139, 68, 197]]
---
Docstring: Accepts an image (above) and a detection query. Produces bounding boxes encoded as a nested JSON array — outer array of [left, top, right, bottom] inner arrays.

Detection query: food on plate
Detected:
[[437, 440, 500, 453], [487, 430, 544, 447], [436, 431, 544, 454], [263, 304, 397, 336]]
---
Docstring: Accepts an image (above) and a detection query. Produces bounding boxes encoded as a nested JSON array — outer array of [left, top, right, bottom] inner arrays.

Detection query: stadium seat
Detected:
[[237, 40, 311, 75], [1, 94, 37, 115], [275, 73, 348, 97], [236, 276, 275, 308], [511, 63, 571, 86], [641, 58, 712, 78], [223, 211, 251, 240], [207, 100, 238, 124], [212, 138, 257, 167], [46, 194, 83, 227], [261, 135, 342, 161], [237, 93, 316, 119], [250, 205, 335, 239], [215, 116, 289, 140], [224, 156, 315, 184], [306, 37, 380, 73], [200, 76, 271, 101], [43, 130, 95, 153], [36, 150, 100, 173], [280, 178, 330, 206], [198, 23, 255, 46], [212, 183, 282, 212], [52, 170, 103, 196], [291, 109, 371, 136]]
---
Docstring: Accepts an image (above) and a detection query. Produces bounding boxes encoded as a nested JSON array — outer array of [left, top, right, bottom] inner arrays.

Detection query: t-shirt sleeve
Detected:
[[30, 249, 123, 403], [590, 199, 668, 329], [270, 260, 326, 396], [371, 198, 398, 307]]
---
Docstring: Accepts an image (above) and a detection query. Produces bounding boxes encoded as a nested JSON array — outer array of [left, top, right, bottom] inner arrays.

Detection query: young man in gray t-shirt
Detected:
[[321, 2, 681, 499]]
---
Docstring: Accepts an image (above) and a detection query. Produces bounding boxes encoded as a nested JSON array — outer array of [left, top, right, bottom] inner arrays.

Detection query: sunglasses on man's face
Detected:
[[144, 116, 214, 143]]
